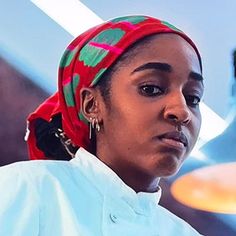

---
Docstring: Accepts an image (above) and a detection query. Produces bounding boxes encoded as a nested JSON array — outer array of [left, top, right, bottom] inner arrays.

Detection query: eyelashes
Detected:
[[139, 84, 164, 97], [185, 95, 201, 107], [138, 84, 202, 107]]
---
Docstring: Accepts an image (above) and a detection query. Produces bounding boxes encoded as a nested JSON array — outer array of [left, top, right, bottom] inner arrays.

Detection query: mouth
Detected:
[[157, 131, 188, 151]]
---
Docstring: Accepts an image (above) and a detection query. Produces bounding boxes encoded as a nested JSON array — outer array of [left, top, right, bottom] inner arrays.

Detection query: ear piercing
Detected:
[[89, 117, 101, 139]]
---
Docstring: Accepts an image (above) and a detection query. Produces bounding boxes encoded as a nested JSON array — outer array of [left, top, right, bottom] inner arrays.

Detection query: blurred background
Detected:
[[0, 1, 236, 235]]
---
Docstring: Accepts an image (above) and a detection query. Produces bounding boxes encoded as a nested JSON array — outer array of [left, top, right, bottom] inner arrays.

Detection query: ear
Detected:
[[80, 87, 101, 122]]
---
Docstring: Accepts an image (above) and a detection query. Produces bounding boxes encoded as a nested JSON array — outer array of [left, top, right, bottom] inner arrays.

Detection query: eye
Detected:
[[185, 95, 201, 107], [139, 84, 164, 97]]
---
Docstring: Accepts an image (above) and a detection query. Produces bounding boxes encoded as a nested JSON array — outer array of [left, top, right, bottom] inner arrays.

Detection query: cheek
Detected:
[[109, 105, 142, 133], [106, 97, 152, 142], [190, 112, 202, 142], [195, 111, 202, 132]]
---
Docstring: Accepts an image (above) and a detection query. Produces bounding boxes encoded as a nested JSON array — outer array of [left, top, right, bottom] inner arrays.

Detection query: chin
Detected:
[[155, 156, 183, 177], [161, 166, 181, 177]]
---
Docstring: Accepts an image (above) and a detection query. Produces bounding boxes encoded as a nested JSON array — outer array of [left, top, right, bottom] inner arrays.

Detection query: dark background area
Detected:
[[0, 57, 48, 165]]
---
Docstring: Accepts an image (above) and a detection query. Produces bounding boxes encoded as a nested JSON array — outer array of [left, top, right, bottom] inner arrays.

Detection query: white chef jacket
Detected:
[[0, 148, 202, 236]]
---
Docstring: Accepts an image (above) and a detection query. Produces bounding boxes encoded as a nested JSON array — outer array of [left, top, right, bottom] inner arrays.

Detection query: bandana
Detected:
[[26, 15, 202, 160]]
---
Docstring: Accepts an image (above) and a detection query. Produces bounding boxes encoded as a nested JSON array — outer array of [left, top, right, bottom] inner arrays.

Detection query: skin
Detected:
[[81, 34, 204, 193]]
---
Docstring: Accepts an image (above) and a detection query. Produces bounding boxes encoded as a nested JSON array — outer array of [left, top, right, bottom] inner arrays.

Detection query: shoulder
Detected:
[[155, 205, 202, 235], [0, 159, 74, 187], [0, 160, 72, 235], [0, 159, 80, 211]]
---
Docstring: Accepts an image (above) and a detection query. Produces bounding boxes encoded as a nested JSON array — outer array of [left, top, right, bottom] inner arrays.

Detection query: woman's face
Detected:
[[97, 34, 204, 179]]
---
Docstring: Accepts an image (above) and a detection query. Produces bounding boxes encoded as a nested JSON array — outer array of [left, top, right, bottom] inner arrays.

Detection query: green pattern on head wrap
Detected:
[[91, 68, 107, 86], [72, 74, 80, 94], [79, 28, 125, 67], [63, 83, 75, 107], [161, 21, 182, 32], [60, 46, 79, 68], [63, 74, 80, 107], [79, 46, 108, 68], [111, 15, 147, 24]]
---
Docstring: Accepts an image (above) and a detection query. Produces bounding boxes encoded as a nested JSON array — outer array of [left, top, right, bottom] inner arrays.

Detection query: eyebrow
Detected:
[[189, 71, 204, 82], [131, 62, 172, 74], [131, 62, 204, 82]]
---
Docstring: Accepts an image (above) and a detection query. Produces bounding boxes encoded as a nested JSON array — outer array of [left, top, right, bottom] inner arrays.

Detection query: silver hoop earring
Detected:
[[95, 118, 101, 132], [89, 117, 93, 140], [89, 118, 101, 139]]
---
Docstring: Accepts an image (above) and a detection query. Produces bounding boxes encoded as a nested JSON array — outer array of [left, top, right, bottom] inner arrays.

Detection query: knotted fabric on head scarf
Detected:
[[26, 15, 202, 160]]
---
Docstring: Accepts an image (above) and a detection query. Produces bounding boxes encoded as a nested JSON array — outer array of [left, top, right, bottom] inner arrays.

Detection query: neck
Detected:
[[96, 151, 160, 193], [125, 177, 161, 193], [113, 165, 161, 193]]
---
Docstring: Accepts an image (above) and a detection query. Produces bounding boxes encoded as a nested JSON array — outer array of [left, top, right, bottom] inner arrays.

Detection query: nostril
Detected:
[[165, 111, 191, 125], [164, 102, 191, 125], [182, 116, 191, 124], [167, 114, 178, 122]]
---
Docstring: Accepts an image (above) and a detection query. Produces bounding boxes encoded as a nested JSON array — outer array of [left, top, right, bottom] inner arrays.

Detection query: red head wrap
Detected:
[[26, 15, 202, 160]]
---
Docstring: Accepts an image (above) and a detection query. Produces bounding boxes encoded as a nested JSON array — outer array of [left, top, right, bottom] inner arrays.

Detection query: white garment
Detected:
[[0, 148, 202, 236]]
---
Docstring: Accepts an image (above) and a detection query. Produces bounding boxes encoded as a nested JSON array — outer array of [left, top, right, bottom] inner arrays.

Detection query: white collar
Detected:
[[71, 148, 162, 215]]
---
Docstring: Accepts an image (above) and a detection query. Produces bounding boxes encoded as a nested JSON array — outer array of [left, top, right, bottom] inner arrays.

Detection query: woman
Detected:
[[0, 15, 204, 235]]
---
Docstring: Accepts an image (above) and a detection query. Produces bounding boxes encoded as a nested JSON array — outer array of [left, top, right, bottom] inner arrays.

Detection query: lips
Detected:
[[158, 131, 188, 148]]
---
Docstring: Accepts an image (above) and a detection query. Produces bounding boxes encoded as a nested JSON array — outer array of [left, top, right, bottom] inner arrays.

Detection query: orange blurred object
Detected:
[[171, 162, 236, 214]]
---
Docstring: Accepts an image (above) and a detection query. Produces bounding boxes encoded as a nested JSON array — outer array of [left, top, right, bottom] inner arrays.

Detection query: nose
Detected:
[[163, 94, 191, 126]]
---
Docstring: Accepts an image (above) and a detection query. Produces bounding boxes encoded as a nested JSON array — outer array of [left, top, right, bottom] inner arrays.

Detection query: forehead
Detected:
[[120, 33, 201, 75]]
